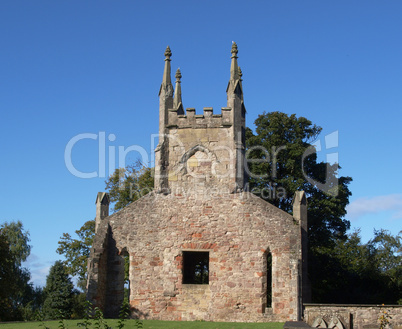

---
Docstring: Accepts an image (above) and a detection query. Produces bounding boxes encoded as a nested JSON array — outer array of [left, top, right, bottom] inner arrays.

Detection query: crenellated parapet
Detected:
[[167, 107, 233, 129]]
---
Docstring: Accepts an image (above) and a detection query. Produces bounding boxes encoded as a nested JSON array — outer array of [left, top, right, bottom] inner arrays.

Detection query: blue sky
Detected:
[[1, 0, 401, 287]]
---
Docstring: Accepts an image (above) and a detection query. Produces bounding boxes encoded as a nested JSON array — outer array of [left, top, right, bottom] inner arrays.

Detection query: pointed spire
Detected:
[[162, 46, 172, 85], [230, 42, 240, 81], [159, 46, 173, 97], [173, 68, 184, 114], [226, 42, 243, 97]]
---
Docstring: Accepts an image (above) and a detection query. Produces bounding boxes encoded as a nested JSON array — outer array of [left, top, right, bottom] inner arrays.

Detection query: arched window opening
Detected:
[[120, 248, 130, 305], [262, 248, 273, 312], [266, 251, 272, 308]]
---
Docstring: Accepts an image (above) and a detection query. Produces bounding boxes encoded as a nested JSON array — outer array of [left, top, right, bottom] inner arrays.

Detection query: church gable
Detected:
[[86, 44, 308, 323]]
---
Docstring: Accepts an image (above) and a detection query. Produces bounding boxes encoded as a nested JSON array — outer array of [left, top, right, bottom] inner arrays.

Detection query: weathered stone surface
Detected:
[[304, 304, 402, 329], [88, 191, 302, 322], [86, 43, 307, 322]]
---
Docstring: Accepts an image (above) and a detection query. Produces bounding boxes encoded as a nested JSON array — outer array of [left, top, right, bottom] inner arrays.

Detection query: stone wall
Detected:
[[87, 191, 303, 322], [304, 304, 402, 329], [86, 43, 307, 323], [166, 124, 237, 194]]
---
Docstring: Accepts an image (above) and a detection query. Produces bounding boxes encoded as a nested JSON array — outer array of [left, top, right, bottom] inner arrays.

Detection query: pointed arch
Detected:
[[179, 145, 218, 164], [262, 248, 273, 312], [312, 316, 328, 328], [178, 145, 219, 176], [119, 247, 130, 305]]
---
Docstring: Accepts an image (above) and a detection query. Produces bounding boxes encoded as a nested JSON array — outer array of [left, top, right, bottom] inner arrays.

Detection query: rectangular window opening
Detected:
[[182, 251, 209, 284]]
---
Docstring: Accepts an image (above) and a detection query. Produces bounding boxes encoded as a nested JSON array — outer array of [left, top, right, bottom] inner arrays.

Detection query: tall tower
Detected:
[[154, 43, 246, 194]]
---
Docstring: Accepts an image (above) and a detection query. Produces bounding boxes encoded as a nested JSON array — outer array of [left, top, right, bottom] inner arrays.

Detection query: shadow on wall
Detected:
[[131, 307, 150, 320]]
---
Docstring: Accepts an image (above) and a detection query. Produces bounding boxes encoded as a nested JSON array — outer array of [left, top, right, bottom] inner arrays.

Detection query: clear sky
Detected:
[[1, 0, 401, 287]]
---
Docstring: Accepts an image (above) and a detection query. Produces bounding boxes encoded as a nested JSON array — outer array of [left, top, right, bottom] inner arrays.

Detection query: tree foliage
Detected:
[[371, 229, 402, 277], [0, 221, 36, 321], [0, 229, 18, 320], [246, 111, 352, 249], [0, 221, 31, 266], [105, 162, 154, 212], [369, 229, 402, 303], [57, 220, 95, 290], [21, 285, 45, 321], [43, 260, 75, 320], [320, 229, 402, 304]]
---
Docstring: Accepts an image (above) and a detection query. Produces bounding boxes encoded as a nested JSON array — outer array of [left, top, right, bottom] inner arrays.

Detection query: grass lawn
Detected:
[[0, 319, 284, 329]]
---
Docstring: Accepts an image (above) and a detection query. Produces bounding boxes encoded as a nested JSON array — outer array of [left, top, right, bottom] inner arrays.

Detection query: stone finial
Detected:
[[238, 66, 243, 81], [175, 68, 182, 82], [173, 68, 184, 115], [159, 46, 173, 98], [231, 41, 238, 58], [164, 46, 172, 61], [230, 42, 240, 81]]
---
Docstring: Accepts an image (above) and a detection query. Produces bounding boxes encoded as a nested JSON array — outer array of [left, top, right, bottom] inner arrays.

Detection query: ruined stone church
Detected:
[[86, 43, 309, 322]]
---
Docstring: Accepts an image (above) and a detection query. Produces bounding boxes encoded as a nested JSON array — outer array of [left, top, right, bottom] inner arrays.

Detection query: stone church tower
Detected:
[[86, 43, 309, 322], [155, 43, 246, 195]]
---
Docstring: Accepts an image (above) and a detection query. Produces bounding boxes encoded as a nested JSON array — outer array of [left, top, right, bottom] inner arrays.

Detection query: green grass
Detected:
[[0, 319, 284, 329]]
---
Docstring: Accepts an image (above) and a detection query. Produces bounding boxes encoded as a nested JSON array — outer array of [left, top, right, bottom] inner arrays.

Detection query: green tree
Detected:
[[325, 229, 402, 304], [0, 230, 18, 320], [246, 111, 352, 302], [43, 260, 75, 320], [246, 112, 352, 247], [105, 162, 154, 212], [319, 230, 379, 303], [369, 229, 402, 303], [0, 221, 31, 266], [0, 221, 34, 321], [57, 220, 95, 290], [21, 285, 45, 321]]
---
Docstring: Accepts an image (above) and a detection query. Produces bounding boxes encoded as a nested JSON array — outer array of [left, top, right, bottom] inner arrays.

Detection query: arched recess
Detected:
[[102, 235, 126, 318], [120, 247, 130, 304], [178, 145, 219, 176], [179, 145, 218, 165], [262, 248, 273, 311]]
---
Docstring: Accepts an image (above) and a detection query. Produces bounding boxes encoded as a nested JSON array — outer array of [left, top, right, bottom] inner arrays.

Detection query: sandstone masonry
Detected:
[[86, 43, 309, 322], [304, 304, 402, 329]]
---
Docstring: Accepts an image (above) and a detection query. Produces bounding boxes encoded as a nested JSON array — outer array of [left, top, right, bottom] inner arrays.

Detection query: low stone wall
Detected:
[[304, 304, 402, 329]]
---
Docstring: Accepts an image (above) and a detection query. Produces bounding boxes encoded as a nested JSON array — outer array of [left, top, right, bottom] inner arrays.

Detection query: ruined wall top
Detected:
[[167, 107, 233, 129]]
